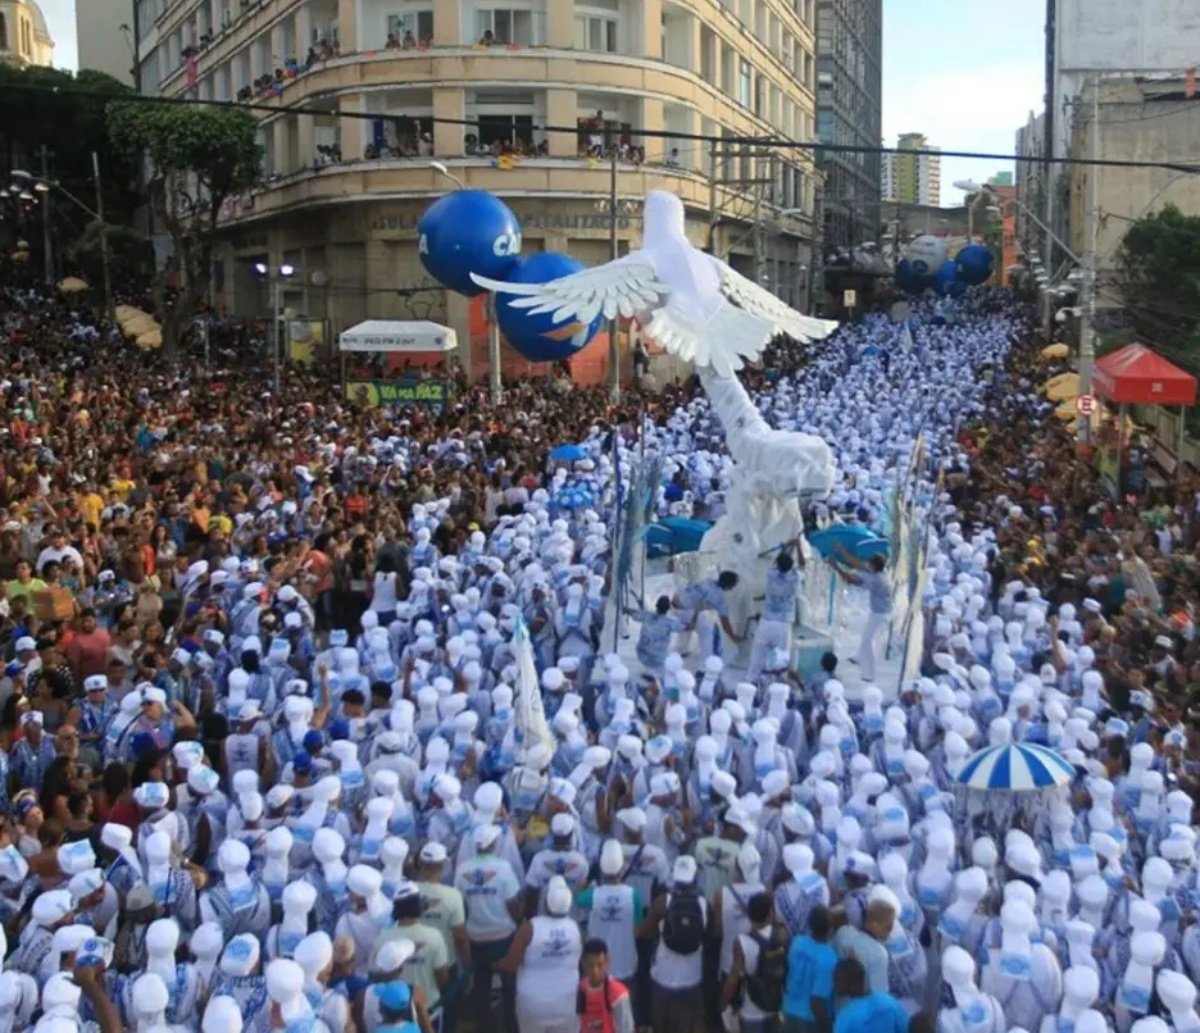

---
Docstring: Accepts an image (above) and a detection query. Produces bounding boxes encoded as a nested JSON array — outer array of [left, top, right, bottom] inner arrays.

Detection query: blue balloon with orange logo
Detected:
[[497, 252, 603, 362], [417, 190, 522, 295]]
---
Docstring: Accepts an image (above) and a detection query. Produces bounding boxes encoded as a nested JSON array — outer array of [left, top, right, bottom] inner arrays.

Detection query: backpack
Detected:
[[662, 887, 704, 955], [744, 925, 788, 1014], [576, 976, 615, 1016]]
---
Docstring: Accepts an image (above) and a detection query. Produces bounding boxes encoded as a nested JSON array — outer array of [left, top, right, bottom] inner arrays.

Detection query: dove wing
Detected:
[[470, 256, 667, 326], [716, 262, 840, 343]]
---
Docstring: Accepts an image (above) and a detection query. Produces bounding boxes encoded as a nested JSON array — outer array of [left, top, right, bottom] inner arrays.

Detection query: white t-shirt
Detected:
[[455, 855, 520, 942], [736, 929, 772, 1021], [371, 572, 399, 614], [36, 544, 83, 572]]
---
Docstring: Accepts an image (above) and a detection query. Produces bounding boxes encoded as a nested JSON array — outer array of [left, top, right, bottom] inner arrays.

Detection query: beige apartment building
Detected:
[[134, 0, 820, 364]]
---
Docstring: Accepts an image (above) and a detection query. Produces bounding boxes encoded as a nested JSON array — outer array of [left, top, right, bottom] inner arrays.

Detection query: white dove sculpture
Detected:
[[470, 189, 838, 378]]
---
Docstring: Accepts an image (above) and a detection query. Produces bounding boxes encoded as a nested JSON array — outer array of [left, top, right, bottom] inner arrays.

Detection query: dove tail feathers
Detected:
[[645, 304, 773, 379], [470, 272, 541, 295]]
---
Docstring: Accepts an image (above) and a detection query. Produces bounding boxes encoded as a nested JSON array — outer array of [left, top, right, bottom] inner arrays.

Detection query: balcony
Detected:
[[211, 48, 810, 170], [220, 152, 725, 228]]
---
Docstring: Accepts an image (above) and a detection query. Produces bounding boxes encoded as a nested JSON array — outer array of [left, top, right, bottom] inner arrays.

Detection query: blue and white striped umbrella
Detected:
[[956, 742, 1075, 792]]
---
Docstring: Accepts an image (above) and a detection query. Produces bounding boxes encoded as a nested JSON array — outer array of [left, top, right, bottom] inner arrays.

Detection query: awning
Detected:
[[338, 320, 457, 353], [1092, 343, 1197, 406]]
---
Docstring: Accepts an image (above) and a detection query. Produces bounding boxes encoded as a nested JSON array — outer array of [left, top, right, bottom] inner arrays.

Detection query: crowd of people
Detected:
[[0, 269, 1195, 1033]]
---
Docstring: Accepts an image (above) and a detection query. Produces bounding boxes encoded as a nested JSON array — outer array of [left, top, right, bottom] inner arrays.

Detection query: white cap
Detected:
[[673, 855, 698, 886], [202, 996, 245, 1033], [546, 875, 573, 916], [599, 839, 625, 876]]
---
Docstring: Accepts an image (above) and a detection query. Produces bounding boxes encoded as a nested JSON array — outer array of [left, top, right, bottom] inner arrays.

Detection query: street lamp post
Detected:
[[12, 162, 113, 319], [253, 261, 297, 394]]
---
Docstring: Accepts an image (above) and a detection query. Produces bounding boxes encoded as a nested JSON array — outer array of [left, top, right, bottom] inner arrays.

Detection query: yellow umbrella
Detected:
[[136, 329, 163, 349], [1055, 401, 1078, 421], [57, 276, 90, 294], [9, 251, 28, 263], [115, 305, 143, 322], [1040, 342, 1070, 360], [1045, 372, 1081, 401], [122, 315, 159, 337]]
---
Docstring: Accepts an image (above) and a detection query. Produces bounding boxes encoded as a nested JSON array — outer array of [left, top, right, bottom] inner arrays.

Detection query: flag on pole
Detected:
[[512, 615, 553, 758], [900, 321, 915, 354]]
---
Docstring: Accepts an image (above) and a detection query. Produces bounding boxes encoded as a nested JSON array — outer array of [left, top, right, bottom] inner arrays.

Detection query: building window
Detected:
[[574, 15, 617, 52], [816, 110, 833, 144], [387, 10, 434, 46], [478, 114, 534, 150], [476, 8, 546, 46], [738, 59, 751, 108], [0, 14, 6, 50]]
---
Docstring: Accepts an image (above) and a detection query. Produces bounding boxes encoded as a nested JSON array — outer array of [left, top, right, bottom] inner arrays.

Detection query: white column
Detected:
[[295, 3, 312, 50]]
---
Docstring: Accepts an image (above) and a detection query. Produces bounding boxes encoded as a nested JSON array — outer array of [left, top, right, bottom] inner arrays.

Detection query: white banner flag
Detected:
[[512, 615, 554, 757]]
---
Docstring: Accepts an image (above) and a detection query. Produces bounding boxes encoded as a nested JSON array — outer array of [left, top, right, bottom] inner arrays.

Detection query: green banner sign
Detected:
[[345, 379, 448, 407]]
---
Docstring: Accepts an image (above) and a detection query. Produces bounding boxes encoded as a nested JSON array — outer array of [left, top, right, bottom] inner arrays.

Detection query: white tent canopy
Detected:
[[338, 320, 457, 353]]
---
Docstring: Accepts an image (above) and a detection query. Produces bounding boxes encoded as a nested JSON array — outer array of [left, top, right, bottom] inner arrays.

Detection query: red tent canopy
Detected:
[[1091, 343, 1197, 406]]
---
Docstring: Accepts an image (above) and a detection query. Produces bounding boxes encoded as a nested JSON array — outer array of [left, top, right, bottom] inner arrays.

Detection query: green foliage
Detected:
[[107, 102, 262, 357], [0, 64, 140, 227], [1115, 203, 1200, 349], [107, 102, 262, 203], [68, 219, 150, 285]]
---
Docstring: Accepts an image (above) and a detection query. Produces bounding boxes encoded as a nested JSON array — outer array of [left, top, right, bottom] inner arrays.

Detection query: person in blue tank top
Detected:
[[784, 905, 839, 1033], [831, 957, 908, 1033]]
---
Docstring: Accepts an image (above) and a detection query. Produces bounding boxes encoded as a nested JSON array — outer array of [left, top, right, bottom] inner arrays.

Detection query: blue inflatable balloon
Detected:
[[497, 252, 603, 362], [955, 244, 994, 286], [935, 259, 965, 297], [417, 190, 522, 296], [894, 259, 927, 295]]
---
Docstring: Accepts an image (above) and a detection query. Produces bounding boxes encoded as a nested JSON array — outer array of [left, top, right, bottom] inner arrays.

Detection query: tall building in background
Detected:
[[882, 133, 941, 207], [132, 0, 821, 379], [1014, 110, 1045, 255], [815, 0, 883, 251], [1024, 0, 1200, 308], [76, 0, 135, 82], [0, 0, 54, 67]]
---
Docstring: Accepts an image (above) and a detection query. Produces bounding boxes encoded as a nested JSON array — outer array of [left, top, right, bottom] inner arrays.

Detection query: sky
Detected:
[[41, 0, 1045, 205], [882, 0, 1047, 204], [36, 0, 77, 72]]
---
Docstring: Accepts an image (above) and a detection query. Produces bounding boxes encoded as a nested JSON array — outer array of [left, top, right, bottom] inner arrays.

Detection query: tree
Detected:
[[0, 65, 141, 262], [1115, 203, 1200, 349], [108, 102, 262, 358], [67, 219, 151, 287]]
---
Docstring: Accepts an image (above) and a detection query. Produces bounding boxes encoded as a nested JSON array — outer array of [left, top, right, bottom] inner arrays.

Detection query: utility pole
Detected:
[[1078, 75, 1099, 443], [753, 152, 767, 289], [707, 139, 719, 252], [1041, 0, 1057, 337], [91, 152, 114, 323], [608, 143, 620, 402], [38, 146, 53, 286], [273, 278, 283, 396], [810, 180, 825, 313]]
